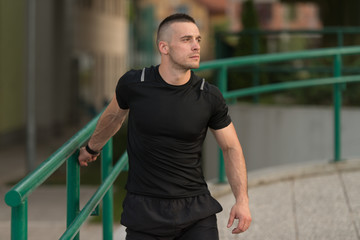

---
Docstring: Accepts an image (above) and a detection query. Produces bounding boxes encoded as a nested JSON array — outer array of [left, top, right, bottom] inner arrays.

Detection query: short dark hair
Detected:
[[156, 13, 197, 45]]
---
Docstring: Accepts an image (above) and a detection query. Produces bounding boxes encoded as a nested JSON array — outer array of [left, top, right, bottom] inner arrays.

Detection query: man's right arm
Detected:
[[78, 95, 128, 167]]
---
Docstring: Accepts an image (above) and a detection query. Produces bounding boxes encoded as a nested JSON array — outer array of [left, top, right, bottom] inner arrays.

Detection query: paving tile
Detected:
[[217, 181, 296, 240], [341, 171, 360, 238], [0, 220, 125, 240], [0, 221, 10, 239], [0, 186, 11, 222], [294, 174, 358, 240], [26, 186, 97, 221]]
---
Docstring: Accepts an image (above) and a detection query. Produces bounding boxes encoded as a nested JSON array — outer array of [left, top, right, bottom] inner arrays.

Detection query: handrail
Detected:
[[198, 46, 360, 71], [5, 115, 100, 207], [4, 110, 127, 240], [60, 152, 128, 240], [223, 75, 360, 99], [214, 29, 360, 102]]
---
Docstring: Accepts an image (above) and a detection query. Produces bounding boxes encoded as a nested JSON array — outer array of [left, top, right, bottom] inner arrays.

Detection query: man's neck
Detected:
[[158, 64, 191, 86]]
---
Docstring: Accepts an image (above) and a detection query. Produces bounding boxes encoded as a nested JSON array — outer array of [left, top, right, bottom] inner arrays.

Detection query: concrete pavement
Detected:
[[1, 140, 360, 239], [216, 159, 360, 240]]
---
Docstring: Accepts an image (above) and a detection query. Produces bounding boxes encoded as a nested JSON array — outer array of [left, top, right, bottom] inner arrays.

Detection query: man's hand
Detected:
[[227, 201, 252, 234], [78, 147, 99, 167]]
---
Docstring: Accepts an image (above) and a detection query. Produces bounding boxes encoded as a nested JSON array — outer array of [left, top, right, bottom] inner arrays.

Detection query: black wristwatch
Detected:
[[85, 144, 100, 155]]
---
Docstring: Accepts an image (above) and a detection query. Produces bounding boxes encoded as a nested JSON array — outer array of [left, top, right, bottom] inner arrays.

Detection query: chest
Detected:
[[128, 84, 211, 141]]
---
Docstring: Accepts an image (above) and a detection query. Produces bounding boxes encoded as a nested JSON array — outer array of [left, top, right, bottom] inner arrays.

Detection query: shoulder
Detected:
[[191, 71, 225, 99], [206, 83, 222, 95], [117, 69, 142, 86], [202, 81, 225, 101], [117, 66, 158, 86]]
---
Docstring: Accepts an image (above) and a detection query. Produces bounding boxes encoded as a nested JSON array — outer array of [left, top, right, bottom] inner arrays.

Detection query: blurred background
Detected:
[[1, 0, 360, 176], [2, 2, 360, 239]]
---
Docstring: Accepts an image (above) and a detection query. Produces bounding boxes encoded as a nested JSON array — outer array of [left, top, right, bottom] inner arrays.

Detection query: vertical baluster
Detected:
[[333, 54, 342, 162], [252, 31, 260, 103], [102, 139, 114, 240], [218, 67, 228, 183], [11, 199, 28, 240], [67, 151, 80, 240]]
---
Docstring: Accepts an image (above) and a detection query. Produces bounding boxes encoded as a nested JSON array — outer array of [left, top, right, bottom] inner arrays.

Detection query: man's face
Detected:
[[167, 22, 201, 70]]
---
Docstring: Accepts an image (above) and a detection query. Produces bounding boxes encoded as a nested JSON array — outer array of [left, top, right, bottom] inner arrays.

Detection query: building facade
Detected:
[[0, 0, 130, 146]]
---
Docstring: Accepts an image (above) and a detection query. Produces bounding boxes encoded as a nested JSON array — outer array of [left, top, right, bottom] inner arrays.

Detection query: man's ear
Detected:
[[158, 41, 169, 55]]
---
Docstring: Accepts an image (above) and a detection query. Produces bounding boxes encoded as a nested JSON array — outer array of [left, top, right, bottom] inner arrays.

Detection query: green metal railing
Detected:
[[196, 45, 360, 183], [5, 114, 128, 240], [4, 45, 360, 239], [215, 27, 360, 103]]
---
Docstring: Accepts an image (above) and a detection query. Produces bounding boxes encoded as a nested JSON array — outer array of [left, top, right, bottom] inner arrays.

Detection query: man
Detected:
[[78, 13, 251, 239]]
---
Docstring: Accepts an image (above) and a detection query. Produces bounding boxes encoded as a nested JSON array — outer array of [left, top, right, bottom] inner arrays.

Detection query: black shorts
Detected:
[[121, 193, 223, 239]]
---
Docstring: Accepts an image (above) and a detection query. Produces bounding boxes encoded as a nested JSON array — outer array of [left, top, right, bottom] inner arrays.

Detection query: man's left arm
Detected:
[[211, 123, 252, 234]]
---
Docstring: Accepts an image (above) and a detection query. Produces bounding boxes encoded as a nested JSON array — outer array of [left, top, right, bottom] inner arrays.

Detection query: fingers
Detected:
[[228, 216, 251, 234], [227, 212, 235, 228], [78, 147, 98, 167], [79, 160, 88, 167], [233, 218, 250, 234], [227, 204, 252, 234]]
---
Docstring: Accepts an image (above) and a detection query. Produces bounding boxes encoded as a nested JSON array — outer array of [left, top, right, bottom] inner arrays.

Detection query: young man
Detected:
[[78, 13, 251, 239]]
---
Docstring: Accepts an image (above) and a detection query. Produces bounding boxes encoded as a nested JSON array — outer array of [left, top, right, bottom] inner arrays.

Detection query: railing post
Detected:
[[252, 31, 260, 103], [218, 150, 226, 184], [217, 66, 228, 94], [337, 30, 344, 48], [67, 151, 80, 240], [11, 199, 28, 240], [102, 139, 114, 240], [333, 54, 342, 162], [217, 67, 228, 183]]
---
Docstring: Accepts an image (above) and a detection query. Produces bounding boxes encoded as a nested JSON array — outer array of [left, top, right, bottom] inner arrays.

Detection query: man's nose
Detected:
[[192, 40, 200, 51]]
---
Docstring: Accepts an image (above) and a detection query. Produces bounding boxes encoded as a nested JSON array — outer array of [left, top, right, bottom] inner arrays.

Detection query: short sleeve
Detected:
[[208, 85, 232, 130], [115, 77, 129, 109], [115, 70, 141, 109]]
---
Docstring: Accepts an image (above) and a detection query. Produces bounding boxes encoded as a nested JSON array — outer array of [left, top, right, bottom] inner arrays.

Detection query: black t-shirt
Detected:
[[116, 65, 231, 198]]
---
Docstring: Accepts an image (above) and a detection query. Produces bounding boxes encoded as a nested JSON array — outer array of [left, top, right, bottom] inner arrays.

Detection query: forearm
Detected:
[[88, 112, 125, 151], [223, 146, 249, 204], [87, 96, 128, 152], [211, 123, 251, 233]]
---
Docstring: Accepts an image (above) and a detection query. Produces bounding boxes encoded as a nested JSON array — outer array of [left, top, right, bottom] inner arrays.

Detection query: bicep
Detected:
[[210, 123, 241, 151]]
